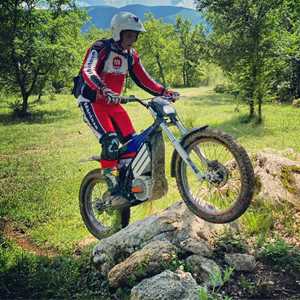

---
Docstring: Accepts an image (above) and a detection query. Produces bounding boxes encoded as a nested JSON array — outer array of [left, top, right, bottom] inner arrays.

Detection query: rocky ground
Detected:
[[91, 201, 300, 299], [90, 149, 300, 299]]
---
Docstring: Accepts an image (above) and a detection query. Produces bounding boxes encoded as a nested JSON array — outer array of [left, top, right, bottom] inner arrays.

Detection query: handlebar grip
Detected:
[[120, 96, 139, 104], [120, 97, 129, 104]]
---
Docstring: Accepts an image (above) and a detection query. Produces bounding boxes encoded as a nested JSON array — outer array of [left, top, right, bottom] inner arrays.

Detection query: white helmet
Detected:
[[111, 12, 146, 42]]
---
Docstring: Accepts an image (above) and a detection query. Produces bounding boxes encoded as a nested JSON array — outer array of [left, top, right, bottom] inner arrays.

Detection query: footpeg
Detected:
[[102, 191, 130, 209]]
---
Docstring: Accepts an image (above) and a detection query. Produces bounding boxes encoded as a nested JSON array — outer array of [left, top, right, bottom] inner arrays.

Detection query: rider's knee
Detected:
[[100, 132, 120, 160]]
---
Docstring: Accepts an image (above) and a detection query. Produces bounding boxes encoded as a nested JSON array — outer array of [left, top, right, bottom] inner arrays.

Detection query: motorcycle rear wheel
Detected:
[[79, 169, 130, 239]]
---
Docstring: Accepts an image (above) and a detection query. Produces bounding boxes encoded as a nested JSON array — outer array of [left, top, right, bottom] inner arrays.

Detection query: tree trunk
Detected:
[[257, 94, 263, 123], [182, 62, 188, 86], [36, 77, 46, 102], [186, 63, 192, 87], [249, 98, 255, 118], [248, 62, 259, 119], [21, 93, 29, 116], [293, 58, 300, 98], [37, 91, 42, 102], [155, 53, 166, 87]]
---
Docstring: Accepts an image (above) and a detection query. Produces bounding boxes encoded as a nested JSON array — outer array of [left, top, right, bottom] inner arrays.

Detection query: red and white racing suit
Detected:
[[78, 38, 165, 169]]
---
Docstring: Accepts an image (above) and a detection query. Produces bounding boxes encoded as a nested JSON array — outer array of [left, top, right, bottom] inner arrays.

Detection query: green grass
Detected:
[[0, 237, 109, 299], [1, 87, 300, 298], [1, 87, 300, 255]]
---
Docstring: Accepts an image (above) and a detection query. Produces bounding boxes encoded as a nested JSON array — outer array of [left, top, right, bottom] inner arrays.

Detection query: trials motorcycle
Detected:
[[79, 95, 254, 239]]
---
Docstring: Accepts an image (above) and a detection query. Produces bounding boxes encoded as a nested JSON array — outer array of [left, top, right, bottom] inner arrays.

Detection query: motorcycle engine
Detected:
[[131, 176, 153, 201]]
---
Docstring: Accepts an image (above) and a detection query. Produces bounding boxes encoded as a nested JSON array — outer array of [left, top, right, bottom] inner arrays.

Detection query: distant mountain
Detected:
[[82, 4, 205, 31], [76, 0, 196, 9]]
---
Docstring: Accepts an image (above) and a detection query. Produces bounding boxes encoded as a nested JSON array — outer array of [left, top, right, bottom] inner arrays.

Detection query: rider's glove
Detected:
[[102, 87, 122, 104], [163, 89, 180, 102]]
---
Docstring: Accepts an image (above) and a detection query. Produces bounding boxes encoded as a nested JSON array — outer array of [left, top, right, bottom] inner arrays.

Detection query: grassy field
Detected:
[[1, 87, 300, 298]]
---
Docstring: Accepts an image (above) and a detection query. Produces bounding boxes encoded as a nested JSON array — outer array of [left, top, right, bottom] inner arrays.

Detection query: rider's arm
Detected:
[[81, 41, 107, 91], [129, 50, 165, 96]]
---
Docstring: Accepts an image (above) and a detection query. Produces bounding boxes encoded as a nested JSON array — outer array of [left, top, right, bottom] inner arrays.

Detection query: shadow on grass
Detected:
[[0, 244, 111, 299], [0, 109, 74, 126], [186, 92, 239, 106], [213, 113, 272, 140]]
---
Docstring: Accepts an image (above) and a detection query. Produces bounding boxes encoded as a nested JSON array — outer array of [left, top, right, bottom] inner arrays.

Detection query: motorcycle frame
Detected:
[[117, 99, 210, 205]]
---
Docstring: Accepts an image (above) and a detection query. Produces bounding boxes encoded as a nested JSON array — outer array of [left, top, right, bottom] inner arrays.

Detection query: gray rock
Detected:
[[252, 150, 300, 208], [224, 253, 256, 271], [92, 202, 224, 275], [108, 240, 178, 287], [92, 214, 177, 275], [179, 238, 213, 257], [130, 270, 200, 300], [185, 255, 222, 284]]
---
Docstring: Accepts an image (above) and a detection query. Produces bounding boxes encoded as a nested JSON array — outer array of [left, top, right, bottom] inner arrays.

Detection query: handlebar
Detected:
[[119, 95, 140, 104], [119, 94, 180, 106], [119, 95, 149, 108]]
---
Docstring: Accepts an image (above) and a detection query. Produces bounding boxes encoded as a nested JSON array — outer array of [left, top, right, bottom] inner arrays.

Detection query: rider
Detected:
[[77, 11, 178, 191]]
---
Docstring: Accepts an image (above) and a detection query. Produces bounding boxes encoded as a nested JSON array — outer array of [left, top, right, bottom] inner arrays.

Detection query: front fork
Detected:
[[160, 120, 208, 181]]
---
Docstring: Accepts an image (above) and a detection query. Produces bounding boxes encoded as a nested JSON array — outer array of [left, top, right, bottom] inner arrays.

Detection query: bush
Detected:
[[277, 81, 293, 102], [259, 239, 300, 272], [292, 98, 300, 108], [214, 84, 226, 93]]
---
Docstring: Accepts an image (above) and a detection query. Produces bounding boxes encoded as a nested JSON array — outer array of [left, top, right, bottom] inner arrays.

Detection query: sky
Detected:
[[77, 0, 197, 9]]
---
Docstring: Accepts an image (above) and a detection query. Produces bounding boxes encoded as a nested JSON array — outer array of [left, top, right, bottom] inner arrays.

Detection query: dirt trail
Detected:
[[1, 218, 59, 257], [1, 218, 97, 257]]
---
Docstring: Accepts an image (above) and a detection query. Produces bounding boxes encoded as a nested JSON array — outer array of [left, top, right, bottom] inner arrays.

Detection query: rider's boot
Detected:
[[102, 168, 129, 208], [103, 168, 119, 191]]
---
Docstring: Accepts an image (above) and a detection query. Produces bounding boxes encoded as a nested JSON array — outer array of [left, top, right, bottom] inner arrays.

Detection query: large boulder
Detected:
[[92, 201, 224, 276], [130, 270, 200, 300], [253, 149, 300, 208], [108, 240, 178, 287]]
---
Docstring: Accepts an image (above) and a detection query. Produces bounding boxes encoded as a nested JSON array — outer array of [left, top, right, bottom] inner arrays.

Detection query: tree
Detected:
[[198, 0, 285, 122], [136, 14, 181, 87], [175, 16, 207, 87], [276, 0, 300, 100], [0, 0, 87, 116]]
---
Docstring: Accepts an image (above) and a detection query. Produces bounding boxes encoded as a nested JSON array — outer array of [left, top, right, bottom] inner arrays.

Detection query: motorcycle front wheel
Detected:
[[175, 128, 254, 223], [79, 169, 130, 239]]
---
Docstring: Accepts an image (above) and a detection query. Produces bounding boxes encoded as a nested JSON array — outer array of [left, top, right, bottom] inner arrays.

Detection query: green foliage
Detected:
[[115, 287, 131, 300], [259, 239, 300, 272], [136, 14, 181, 87], [241, 208, 274, 236], [135, 14, 209, 88], [210, 266, 234, 291], [198, 267, 234, 300], [0, 1, 87, 115], [175, 16, 207, 87], [214, 231, 247, 254], [197, 0, 300, 122], [238, 275, 256, 297], [82, 26, 110, 45], [214, 84, 226, 94], [198, 287, 210, 300], [166, 253, 184, 272], [280, 165, 300, 195]]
